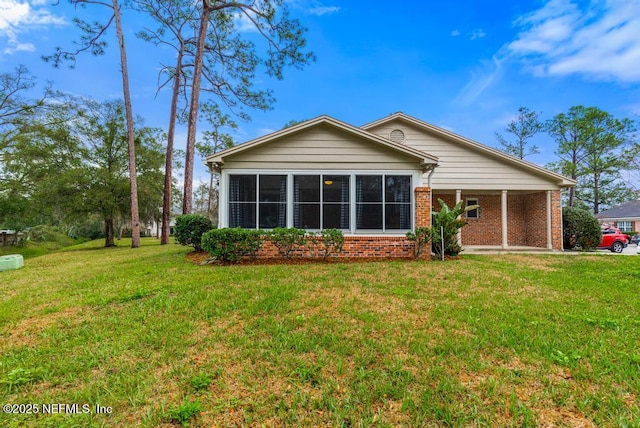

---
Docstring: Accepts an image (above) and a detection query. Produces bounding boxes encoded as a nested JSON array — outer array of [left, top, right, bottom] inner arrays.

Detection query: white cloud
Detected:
[[468, 29, 486, 40], [453, 55, 503, 106], [0, 0, 66, 54], [451, 29, 461, 37], [507, 0, 640, 82], [308, 6, 341, 16], [455, 0, 640, 105]]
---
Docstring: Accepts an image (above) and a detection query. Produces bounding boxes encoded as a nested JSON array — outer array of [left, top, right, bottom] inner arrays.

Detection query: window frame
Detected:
[[617, 221, 632, 232], [465, 197, 479, 219], [221, 170, 418, 234]]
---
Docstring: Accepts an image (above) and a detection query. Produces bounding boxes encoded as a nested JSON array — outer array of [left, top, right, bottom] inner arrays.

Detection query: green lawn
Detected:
[[0, 239, 638, 427]]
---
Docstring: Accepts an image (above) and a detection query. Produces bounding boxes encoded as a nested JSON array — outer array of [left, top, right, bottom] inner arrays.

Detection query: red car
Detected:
[[598, 227, 629, 253]]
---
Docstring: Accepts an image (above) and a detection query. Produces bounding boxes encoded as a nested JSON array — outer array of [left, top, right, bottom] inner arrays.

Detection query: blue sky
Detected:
[[2, 0, 640, 185]]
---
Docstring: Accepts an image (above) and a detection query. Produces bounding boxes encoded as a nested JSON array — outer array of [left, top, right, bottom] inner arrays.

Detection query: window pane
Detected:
[[323, 204, 349, 229], [229, 203, 256, 228], [323, 175, 350, 203], [385, 204, 411, 229], [294, 175, 320, 202], [357, 204, 382, 229], [259, 203, 286, 228], [294, 204, 320, 229], [259, 175, 286, 202], [356, 176, 382, 202], [229, 175, 256, 202], [385, 176, 411, 203], [466, 199, 479, 219]]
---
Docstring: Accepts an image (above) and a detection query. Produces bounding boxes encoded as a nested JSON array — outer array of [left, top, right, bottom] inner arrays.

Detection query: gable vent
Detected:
[[389, 129, 405, 143]]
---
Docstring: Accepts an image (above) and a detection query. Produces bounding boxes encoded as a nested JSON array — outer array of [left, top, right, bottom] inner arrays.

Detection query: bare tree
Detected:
[[45, 0, 142, 248]]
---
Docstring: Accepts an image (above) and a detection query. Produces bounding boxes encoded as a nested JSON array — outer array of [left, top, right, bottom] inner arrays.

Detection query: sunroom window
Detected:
[[293, 175, 350, 230], [356, 175, 411, 230], [229, 174, 287, 228], [227, 173, 412, 232]]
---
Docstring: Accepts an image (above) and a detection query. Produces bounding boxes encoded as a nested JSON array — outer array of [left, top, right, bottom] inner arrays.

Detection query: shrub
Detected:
[[431, 199, 478, 259], [174, 214, 213, 251], [201, 228, 264, 263], [267, 227, 306, 258], [406, 227, 432, 259], [562, 206, 601, 250], [318, 228, 344, 259]]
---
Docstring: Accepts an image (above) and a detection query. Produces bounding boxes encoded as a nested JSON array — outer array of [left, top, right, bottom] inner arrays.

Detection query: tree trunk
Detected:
[[113, 0, 141, 248], [182, 2, 212, 214], [161, 48, 184, 244], [105, 218, 116, 247]]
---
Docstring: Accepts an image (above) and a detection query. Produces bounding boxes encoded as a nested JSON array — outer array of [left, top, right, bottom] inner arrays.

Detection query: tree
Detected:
[[495, 107, 542, 159], [0, 66, 52, 152], [181, 0, 315, 214], [135, 0, 197, 244], [45, 0, 142, 248], [578, 110, 636, 213], [0, 98, 165, 247], [547, 106, 636, 213]]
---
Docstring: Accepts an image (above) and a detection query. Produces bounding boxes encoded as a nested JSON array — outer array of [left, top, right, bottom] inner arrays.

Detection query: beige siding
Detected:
[[368, 120, 562, 190], [222, 124, 421, 171]]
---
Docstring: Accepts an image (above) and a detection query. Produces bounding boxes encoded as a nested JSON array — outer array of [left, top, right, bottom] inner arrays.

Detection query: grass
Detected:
[[0, 238, 638, 427], [0, 237, 87, 260]]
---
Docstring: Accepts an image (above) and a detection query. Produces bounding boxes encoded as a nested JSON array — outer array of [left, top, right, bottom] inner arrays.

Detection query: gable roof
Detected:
[[207, 115, 439, 170], [595, 199, 640, 219], [362, 112, 576, 187]]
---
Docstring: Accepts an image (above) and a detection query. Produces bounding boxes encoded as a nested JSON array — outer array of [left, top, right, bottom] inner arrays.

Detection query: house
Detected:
[[206, 112, 575, 257], [595, 199, 640, 233]]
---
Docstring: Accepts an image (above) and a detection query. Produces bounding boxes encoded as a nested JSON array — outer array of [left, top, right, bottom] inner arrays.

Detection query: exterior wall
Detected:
[[254, 186, 435, 259], [367, 120, 563, 191], [433, 190, 563, 250], [257, 236, 415, 259], [222, 124, 421, 171]]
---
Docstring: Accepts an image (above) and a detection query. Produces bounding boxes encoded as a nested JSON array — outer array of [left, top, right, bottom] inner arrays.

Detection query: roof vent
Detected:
[[389, 129, 405, 143]]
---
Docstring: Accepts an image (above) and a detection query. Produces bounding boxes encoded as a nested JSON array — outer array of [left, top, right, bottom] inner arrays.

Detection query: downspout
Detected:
[[426, 166, 435, 188]]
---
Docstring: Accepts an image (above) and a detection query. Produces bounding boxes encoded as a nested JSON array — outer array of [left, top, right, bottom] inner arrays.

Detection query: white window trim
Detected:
[[466, 197, 479, 219], [220, 169, 420, 235], [617, 221, 632, 232]]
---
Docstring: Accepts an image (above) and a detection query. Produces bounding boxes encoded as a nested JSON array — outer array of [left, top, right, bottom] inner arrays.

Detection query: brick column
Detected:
[[415, 187, 432, 228]]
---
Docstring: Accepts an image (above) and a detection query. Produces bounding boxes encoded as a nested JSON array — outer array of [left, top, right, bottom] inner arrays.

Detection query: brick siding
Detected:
[[433, 190, 563, 250]]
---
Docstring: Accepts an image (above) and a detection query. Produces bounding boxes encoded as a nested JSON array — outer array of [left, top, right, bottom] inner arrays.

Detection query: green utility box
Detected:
[[0, 254, 24, 272]]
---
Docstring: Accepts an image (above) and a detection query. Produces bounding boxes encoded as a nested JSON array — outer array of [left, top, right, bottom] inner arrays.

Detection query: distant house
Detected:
[[206, 113, 575, 257], [595, 200, 640, 233]]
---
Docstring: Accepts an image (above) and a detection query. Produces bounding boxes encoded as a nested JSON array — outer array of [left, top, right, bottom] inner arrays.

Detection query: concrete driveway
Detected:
[[598, 243, 639, 255]]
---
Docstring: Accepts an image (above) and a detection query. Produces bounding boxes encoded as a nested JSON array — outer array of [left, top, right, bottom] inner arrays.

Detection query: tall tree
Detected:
[[546, 106, 592, 207], [135, 0, 197, 244], [181, 0, 314, 214], [577, 110, 636, 213], [547, 106, 636, 213], [45, 0, 142, 248], [495, 106, 542, 159]]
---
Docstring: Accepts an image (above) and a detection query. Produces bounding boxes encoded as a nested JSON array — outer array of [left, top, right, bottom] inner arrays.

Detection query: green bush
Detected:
[[267, 227, 306, 258], [562, 206, 601, 250], [317, 228, 345, 259], [174, 214, 213, 251], [406, 227, 432, 259], [431, 199, 478, 258], [201, 228, 264, 263]]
